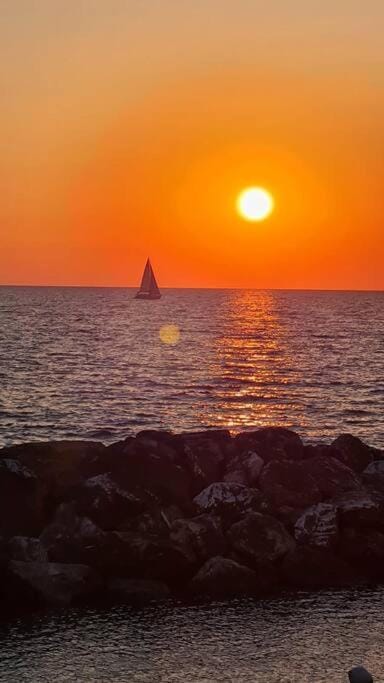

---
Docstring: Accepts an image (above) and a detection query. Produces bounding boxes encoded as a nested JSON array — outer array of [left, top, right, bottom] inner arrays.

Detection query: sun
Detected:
[[237, 187, 274, 222]]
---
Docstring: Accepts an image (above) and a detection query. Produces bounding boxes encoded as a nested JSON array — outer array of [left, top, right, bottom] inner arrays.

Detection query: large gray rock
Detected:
[[170, 514, 226, 564], [193, 483, 269, 524], [190, 556, 261, 596], [295, 503, 338, 549], [6, 561, 101, 605], [228, 512, 294, 566]]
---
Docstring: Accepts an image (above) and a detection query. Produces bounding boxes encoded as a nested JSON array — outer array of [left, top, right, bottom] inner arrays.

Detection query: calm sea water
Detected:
[[1, 589, 384, 682], [0, 287, 383, 448]]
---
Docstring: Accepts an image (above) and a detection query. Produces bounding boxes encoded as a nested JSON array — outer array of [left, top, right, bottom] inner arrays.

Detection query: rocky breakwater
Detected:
[[0, 428, 383, 612]]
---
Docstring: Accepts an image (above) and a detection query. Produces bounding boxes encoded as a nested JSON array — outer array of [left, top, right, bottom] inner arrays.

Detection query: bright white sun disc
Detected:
[[237, 187, 274, 221]]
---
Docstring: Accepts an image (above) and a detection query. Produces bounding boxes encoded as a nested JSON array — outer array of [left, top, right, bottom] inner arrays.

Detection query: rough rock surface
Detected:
[[228, 512, 295, 565], [194, 482, 269, 523], [0, 428, 383, 613], [6, 561, 100, 605], [190, 556, 261, 596], [294, 503, 338, 549]]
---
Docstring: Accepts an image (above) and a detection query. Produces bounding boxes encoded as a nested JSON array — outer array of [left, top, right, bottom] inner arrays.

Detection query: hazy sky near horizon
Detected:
[[1, 1, 383, 288]]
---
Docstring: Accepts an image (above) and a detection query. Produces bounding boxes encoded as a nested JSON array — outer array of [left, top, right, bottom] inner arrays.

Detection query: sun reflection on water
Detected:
[[194, 290, 304, 432]]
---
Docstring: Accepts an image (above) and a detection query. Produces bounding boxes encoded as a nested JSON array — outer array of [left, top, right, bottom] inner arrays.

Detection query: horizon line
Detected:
[[0, 284, 383, 293]]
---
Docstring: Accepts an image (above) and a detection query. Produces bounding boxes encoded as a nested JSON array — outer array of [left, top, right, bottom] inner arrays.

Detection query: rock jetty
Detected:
[[1, 428, 383, 613]]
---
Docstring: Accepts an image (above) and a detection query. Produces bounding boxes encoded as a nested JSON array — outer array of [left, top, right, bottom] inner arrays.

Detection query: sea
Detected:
[[1, 286, 384, 682], [1, 589, 384, 682], [0, 286, 383, 448]]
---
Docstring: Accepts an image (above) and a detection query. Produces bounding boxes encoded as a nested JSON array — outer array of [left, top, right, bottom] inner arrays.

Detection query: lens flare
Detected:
[[159, 324, 181, 345]]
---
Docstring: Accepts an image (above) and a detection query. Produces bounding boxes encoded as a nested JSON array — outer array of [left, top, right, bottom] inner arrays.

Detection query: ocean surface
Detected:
[[0, 287, 383, 448], [1, 589, 384, 682]]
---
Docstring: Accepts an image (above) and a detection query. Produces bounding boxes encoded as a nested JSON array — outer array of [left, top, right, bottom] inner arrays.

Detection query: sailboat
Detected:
[[135, 258, 161, 300]]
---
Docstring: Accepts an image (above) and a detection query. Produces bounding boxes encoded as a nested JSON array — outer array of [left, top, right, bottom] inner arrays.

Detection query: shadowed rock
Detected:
[[228, 512, 295, 565], [260, 456, 361, 509], [235, 427, 304, 462], [0, 459, 46, 537], [170, 514, 226, 564], [331, 434, 374, 472], [107, 578, 170, 604], [295, 503, 338, 549], [190, 556, 261, 596], [6, 561, 101, 606]]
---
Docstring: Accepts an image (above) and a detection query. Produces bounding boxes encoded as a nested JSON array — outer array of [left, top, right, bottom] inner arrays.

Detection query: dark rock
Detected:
[[223, 469, 249, 485], [170, 515, 226, 564], [118, 505, 182, 536], [228, 512, 294, 566], [6, 560, 101, 606], [294, 503, 338, 549], [75, 473, 154, 529], [0, 459, 46, 537], [304, 456, 362, 498], [189, 556, 261, 596], [245, 452, 265, 485], [105, 444, 192, 511], [333, 490, 384, 529], [0, 441, 106, 502], [107, 578, 170, 604], [282, 547, 358, 588], [260, 456, 361, 509], [178, 435, 227, 495], [362, 461, 384, 492], [9, 536, 48, 562], [339, 527, 384, 578], [193, 483, 269, 524], [331, 434, 374, 472], [40, 503, 107, 567], [224, 451, 264, 487], [348, 666, 374, 683], [116, 533, 192, 583], [235, 427, 304, 462], [260, 459, 321, 508]]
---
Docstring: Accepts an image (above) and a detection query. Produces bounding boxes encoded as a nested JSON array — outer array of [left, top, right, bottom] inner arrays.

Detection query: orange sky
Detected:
[[1, 1, 383, 289]]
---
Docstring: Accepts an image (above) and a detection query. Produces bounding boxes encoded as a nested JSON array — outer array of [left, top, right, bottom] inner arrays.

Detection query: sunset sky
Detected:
[[1, 1, 383, 289]]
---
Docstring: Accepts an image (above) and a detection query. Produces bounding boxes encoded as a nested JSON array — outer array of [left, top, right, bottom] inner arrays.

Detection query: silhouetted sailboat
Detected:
[[135, 258, 161, 300]]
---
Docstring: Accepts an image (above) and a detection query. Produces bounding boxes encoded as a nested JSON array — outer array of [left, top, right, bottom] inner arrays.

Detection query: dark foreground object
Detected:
[[349, 667, 374, 683], [1, 428, 384, 613]]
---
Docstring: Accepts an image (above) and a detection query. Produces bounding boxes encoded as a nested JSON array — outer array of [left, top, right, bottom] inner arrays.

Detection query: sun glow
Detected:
[[237, 187, 274, 222]]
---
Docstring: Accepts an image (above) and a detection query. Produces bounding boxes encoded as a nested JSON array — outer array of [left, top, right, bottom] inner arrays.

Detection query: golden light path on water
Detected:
[[191, 290, 307, 431]]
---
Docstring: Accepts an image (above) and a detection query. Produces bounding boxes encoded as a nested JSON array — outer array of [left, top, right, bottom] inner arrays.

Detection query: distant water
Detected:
[[0, 287, 383, 448], [1, 589, 384, 682]]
